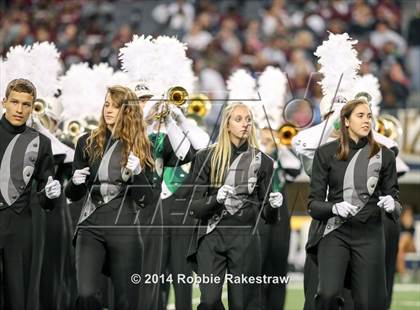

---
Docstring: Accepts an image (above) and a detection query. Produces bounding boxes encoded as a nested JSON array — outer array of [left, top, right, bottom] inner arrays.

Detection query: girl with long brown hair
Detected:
[[306, 99, 401, 310], [186, 102, 283, 309], [65, 85, 154, 310]]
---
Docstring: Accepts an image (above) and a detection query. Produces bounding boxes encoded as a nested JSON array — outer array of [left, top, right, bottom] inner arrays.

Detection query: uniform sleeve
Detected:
[[65, 134, 89, 201], [188, 150, 223, 220], [380, 148, 402, 221], [162, 135, 195, 167], [35, 136, 59, 210], [258, 157, 277, 223], [307, 147, 334, 220]]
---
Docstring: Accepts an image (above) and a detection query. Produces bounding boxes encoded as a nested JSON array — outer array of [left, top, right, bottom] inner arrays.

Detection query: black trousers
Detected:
[[259, 205, 290, 310], [40, 195, 78, 310], [138, 199, 164, 310], [160, 195, 193, 310], [0, 207, 33, 310], [75, 204, 143, 310], [315, 216, 387, 310], [196, 227, 262, 310], [383, 212, 400, 309]]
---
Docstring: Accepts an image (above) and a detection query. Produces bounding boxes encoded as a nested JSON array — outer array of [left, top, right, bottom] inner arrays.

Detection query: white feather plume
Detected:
[[60, 63, 100, 120], [29, 42, 62, 98], [110, 70, 131, 87], [227, 69, 258, 102], [315, 32, 361, 116], [351, 74, 382, 117], [119, 35, 196, 98], [0, 45, 32, 97], [0, 43, 61, 100], [119, 35, 156, 81], [256, 66, 288, 130], [151, 36, 195, 96]]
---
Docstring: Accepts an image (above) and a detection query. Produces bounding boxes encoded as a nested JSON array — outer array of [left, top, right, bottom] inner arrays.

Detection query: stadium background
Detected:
[[1, 0, 419, 309]]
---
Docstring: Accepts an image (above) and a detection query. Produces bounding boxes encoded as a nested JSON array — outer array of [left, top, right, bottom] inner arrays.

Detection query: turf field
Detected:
[[167, 276, 420, 310]]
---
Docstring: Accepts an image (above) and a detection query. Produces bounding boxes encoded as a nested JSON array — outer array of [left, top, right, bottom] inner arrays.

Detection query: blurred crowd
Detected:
[[1, 0, 419, 113]]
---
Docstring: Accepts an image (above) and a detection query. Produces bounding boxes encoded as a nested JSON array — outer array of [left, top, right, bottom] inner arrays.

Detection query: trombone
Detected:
[[154, 86, 188, 120]]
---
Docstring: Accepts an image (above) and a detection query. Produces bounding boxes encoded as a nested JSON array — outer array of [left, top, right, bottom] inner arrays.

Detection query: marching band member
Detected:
[[0, 78, 61, 310], [120, 35, 199, 310], [186, 102, 280, 310], [293, 33, 408, 310], [65, 85, 154, 310], [308, 98, 400, 310]]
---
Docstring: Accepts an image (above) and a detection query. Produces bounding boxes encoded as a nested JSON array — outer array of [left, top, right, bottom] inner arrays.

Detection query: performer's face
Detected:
[[3, 91, 34, 126], [103, 93, 120, 127], [228, 106, 252, 144], [345, 103, 372, 140]]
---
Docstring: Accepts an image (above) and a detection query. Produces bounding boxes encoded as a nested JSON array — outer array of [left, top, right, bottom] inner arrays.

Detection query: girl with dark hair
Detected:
[[65, 85, 154, 310], [307, 99, 401, 310]]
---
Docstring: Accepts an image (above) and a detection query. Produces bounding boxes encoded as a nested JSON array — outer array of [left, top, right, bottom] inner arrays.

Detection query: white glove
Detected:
[[169, 105, 187, 124], [332, 201, 358, 218], [72, 167, 90, 185], [377, 195, 395, 213], [45, 176, 61, 199], [269, 192, 283, 208], [125, 152, 142, 175], [216, 185, 234, 204]]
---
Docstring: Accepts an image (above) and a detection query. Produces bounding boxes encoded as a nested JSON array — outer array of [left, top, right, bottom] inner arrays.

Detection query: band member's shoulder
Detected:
[[196, 145, 215, 157], [75, 132, 90, 146], [380, 144, 396, 162], [317, 139, 339, 154]]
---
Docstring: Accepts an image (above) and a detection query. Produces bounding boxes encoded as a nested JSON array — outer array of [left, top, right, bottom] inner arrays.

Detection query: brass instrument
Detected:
[[33, 98, 46, 115], [33, 98, 53, 130], [60, 119, 86, 146], [187, 94, 211, 118], [376, 114, 402, 141], [277, 124, 298, 146], [168, 86, 188, 106], [84, 116, 99, 133], [155, 86, 189, 120]]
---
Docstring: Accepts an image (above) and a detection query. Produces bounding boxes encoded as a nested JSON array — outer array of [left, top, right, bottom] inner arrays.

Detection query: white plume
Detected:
[[119, 35, 196, 98], [227, 69, 258, 102], [29, 42, 62, 98], [256, 66, 288, 130], [0, 43, 61, 99], [0, 45, 32, 97], [351, 74, 382, 117], [315, 32, 361, 116], [119, 35, 156, 82], [60, 63, 101, 120]]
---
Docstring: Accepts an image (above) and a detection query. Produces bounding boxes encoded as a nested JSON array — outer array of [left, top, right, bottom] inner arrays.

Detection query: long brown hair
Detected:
[[86, 85, 154, 169], [336, 99, 380, 160], [210, 102, 259, 187]]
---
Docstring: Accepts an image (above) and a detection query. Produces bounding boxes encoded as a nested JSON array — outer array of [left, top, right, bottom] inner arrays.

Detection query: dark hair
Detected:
[[336, 99, 380, 161], [5, 78, 37, 102]]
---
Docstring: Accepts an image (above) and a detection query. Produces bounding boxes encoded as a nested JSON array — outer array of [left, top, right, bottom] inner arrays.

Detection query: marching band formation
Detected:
[[0, 31, 407, 310]]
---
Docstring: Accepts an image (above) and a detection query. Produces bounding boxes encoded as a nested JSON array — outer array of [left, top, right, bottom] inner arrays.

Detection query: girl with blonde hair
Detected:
[[187, 102, 283, 310]]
